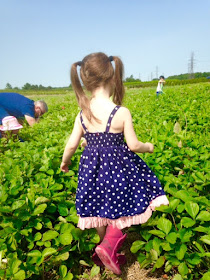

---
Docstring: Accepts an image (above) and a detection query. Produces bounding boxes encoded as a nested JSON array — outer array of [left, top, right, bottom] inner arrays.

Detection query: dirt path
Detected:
[[82, 231, 164, 280]]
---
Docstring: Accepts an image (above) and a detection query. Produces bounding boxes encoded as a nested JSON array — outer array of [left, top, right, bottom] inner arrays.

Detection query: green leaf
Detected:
[[166, 232, 177, 244], [155, 256, 165, 268], [178, 262, 188, 276], [59, 232, 73, 245], [177, 204, 185, 213], [90, 265, 100, 277], [169, 199, 180, 212], [42, 230, 59, 242], [185, 201, 199, 219], [196, 211, 210, 221], [130, 240, 145, 253], [161, 242, 171, 251], [200, 235, 210, 245], [137, 253, 146, 264], [11, 259, 21, 274], [79, 260, 91, 267], [175, 244, 187, 260], [34, 222, 42, 230], [149, 230, 165, 239], [33, 204, 47, 215], [153, 237, 162, 255], [12, 200, 25, 210], [53, 252, 69, 262], [90, 233, 100, 244], [140, 230, 152, 241], [13, 270, 26, 280], [44, 241, 51, 247], [168, 256, 180, 266], [150, 249, 158, 261], [42, 247, 57, 258], [145, 240, 153, 252], [58, 203, 69, 216], [175, 190, 191, 202], [201, 271, 210, 280], [179, 229, 193, 243], [193, 226, 209, 233], [34, 232, 42, 241], [157, 217, 172, 235], [35, 197, 50, 205], [47, 169, 54, 175], [165, 261, 172, 273], [27, 250, 42, 258], [59, 265, 67, 278], [63, 272, 73, 280], [186, 253, 201, 265], [194, 241, 205, 253], [181, 217, 195, 228], [172, 274, 183, 280]]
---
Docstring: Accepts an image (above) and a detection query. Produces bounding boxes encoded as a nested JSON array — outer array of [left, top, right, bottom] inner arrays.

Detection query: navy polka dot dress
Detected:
[[76, 106, 168, 229]]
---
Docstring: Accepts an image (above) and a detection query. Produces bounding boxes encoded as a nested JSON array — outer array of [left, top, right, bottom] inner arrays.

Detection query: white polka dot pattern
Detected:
[[76, 106, 166, 220]]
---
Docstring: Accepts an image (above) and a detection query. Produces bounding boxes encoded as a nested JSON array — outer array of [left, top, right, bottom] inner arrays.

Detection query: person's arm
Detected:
[[123, 108, 154, 153], [60, 113, 84, 172], [25, 115, 37, 126]]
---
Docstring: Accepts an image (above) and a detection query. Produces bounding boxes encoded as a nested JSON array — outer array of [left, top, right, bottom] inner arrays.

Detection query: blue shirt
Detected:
[[0, 92, 35, 124]]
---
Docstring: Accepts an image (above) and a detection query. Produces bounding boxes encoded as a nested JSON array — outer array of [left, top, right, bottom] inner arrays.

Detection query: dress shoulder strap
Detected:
[[80, 111, 88, 133], [105, 105, 120, 133]]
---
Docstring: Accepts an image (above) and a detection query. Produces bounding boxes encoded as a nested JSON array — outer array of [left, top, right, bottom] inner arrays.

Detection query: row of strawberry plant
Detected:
[[0, 83, 209, 279], [127, 83, 210, 280]]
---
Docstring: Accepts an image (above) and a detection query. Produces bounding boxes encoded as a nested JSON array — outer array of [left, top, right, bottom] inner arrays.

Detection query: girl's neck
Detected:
[[92, 86, 111, 100]]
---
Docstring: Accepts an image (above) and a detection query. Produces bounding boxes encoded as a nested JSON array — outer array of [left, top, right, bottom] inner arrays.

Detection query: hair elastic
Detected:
[[77, 61, 83, 66], [109, 56, 113, 62]]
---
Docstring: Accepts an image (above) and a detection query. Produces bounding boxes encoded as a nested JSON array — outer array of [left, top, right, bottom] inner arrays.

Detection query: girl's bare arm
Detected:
[[123, 108, 154, 153], [61, 114, 84, 172]]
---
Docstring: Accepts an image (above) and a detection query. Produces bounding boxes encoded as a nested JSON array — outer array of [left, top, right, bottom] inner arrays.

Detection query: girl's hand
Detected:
[[60, 161, 72, 173], [146, 142, 154, 153]]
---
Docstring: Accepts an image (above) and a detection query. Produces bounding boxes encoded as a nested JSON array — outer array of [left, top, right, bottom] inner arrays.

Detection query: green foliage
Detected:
[[124, 74, 141, 82], [167, 72, 210, 80], [0, 83, 209, 279], [124, 78, 209, 88], [0, 94, 100, 279], [5, 83, 12, 89], [128, 83, 210, 279]]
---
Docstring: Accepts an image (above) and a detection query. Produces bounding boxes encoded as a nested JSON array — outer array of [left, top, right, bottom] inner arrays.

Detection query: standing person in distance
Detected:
[[156, 75, 165, 96], [60, 52, 169, 275]]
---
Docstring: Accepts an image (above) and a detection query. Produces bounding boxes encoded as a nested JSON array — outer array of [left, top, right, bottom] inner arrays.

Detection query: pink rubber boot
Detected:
[[95, 225, 127, 275], [92, 252, 126, 267]]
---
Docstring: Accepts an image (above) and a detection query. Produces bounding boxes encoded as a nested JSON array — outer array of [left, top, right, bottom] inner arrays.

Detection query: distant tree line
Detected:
[[124, 75, 141, 82], [5, 83, 54, 91], [167, 72, 210, 80], [4, 72, 209, 90]]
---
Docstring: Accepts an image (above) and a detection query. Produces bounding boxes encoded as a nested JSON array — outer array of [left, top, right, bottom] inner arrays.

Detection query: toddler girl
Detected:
[[0, 116, 23, 141], [60, 53, 169, 275]]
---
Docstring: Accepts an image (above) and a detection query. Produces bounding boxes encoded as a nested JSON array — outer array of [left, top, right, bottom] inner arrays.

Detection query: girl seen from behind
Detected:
[[60, 52, 169, 275]]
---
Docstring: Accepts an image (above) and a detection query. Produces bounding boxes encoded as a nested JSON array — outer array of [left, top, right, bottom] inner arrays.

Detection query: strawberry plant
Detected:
[[0, 83, 209, 279]]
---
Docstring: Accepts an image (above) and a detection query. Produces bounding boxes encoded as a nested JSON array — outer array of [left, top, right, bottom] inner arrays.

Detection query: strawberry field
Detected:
[[0, 83, 209, 280]]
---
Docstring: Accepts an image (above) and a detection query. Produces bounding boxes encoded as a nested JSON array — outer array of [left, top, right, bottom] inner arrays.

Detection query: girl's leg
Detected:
[[96, 226, 107, 241]]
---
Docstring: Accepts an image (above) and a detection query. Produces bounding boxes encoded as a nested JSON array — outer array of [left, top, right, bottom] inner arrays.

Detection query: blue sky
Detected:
[[0, 0, 209, 88]]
